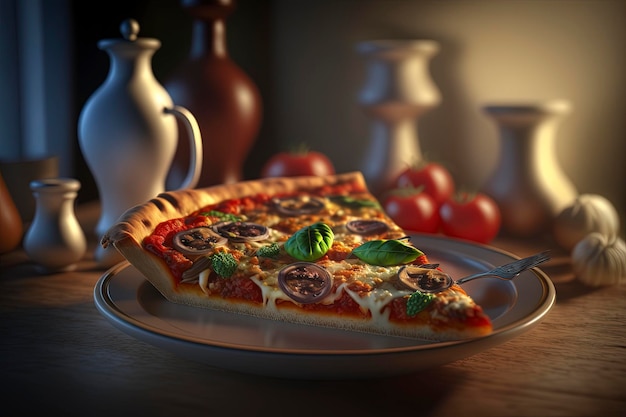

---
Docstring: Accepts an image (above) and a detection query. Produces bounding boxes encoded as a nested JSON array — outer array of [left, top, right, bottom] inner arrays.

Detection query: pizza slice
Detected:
[[101, 172, 492, 341]]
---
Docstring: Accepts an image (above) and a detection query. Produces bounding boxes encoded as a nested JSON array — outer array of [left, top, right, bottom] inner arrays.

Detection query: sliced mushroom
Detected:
[[346, 219, 389, 235], [398, 265, 452, 293], [212, 221, 270, 242], [272, 196, 325, 216], [278, 262, 332, 304], [173, 227, 227, 256]]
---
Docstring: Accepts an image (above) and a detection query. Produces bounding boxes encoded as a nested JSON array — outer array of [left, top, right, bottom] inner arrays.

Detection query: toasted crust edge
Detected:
[[102, 172, 367, 249]]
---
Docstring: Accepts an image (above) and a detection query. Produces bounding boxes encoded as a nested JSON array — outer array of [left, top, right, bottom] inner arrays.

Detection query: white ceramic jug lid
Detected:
[[97, 18, 160, 51]]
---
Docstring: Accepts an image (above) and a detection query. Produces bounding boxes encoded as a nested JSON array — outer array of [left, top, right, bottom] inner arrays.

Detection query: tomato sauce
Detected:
[[208, 274, 264, 303], [277, 291, 369, 318]]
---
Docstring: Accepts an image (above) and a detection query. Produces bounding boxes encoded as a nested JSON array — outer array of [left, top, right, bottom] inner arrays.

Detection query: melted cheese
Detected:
[[249, 274, 293, 310], [244, 253, 416, 320], [343, 282, 410, 324], [430, 288, 477, 322], [181, 196, 465, 321]]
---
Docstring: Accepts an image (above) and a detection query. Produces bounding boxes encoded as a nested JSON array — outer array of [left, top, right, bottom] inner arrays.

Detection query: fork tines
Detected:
[[519, 250, 551, 270], [501, 250, 551, 274]]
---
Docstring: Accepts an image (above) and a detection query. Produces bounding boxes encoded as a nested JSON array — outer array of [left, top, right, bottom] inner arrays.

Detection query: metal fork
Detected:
[[456, 250, 551, 285], [399, 250, 551, 293]]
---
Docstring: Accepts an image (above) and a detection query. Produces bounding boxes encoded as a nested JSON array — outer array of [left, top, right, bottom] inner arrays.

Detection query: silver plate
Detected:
[[94, 234, 555, 379]]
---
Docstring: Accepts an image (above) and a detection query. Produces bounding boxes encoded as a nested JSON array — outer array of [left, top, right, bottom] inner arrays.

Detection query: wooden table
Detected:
[[1, 202, 624, 417]]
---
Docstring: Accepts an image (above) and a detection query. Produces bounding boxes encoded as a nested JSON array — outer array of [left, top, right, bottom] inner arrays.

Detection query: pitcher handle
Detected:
[[164, 106, 203, 190]]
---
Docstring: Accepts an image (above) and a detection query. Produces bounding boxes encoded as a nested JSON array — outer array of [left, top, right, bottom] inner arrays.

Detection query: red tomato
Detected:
[[439, 192, 501, 243], [383, 188, 440, 233], [395, 162, 455, 206], [261, 149, 335, 178]]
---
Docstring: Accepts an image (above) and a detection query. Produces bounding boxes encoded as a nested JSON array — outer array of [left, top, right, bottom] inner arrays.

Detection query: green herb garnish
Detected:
[[257, 242, 281, 259], [406, 291, 435, 316], [329, 195, 380, 209], [284, 222, 334, 262], [201, 210, 242, 223], [210, 252, 238, 278], [351, 239, 423, 266]]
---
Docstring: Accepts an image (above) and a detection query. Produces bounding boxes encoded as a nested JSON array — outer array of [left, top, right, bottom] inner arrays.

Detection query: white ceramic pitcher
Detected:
[[357, 39, 441, 197], [78, 19, 203, 267]]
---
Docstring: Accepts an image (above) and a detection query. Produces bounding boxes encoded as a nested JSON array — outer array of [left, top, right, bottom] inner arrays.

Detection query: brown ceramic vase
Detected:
[[166, 0, 262, 188]]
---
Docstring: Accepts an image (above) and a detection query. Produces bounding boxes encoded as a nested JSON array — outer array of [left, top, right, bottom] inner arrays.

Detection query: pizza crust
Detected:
[[102, 172, 367, 248]]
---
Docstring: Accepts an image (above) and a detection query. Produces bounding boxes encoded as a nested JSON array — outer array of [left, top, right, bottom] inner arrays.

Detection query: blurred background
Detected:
[[1, 0, 624, 235]]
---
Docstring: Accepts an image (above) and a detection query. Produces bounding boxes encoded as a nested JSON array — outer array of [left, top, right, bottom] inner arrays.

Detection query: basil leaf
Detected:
[[284, 222, 334, 261], [406, 291, 435, 316], [352, 239, 423, 266]]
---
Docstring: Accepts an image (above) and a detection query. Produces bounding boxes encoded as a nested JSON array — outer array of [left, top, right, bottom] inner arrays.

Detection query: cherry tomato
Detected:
[[439, 192, 501, 243], [383, 188, 440, 233], [261, 147, 335, 178], [395, 162, 455, 206]]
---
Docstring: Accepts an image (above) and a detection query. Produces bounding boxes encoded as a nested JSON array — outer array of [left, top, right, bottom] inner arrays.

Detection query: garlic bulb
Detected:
[[553, 194, 620, 251], [572, 232, 626, 287]]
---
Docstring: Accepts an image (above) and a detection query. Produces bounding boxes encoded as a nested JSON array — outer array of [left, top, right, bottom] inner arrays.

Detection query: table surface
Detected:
[[1, 202, 625, 417]]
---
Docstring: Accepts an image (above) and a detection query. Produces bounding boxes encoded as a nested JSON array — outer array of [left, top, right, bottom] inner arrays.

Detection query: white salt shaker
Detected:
[[23, 178, 87, 272]]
